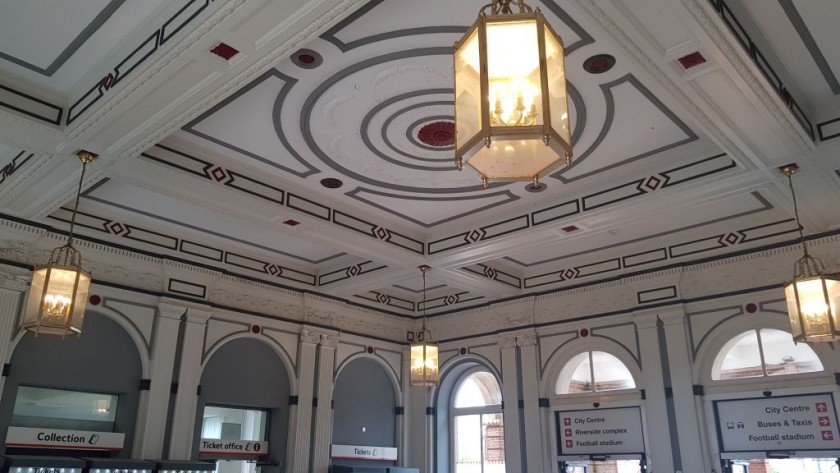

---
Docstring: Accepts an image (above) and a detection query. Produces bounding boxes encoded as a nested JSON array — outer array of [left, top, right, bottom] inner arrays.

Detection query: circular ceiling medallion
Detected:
[[526, 182, 547, 193], [291, 49, 322, 69], [583, 54, 616, 74], [320, 177, 344, 189], [417, 121, 455, 147]]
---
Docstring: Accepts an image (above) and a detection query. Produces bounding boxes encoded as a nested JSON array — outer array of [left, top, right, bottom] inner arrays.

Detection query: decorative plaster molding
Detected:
[[517, 332, 538, 347], [321, 333, 340, 348], [498, 335, 517, 349], [157, 303, 187, 320], [185, 307, 212, 324]]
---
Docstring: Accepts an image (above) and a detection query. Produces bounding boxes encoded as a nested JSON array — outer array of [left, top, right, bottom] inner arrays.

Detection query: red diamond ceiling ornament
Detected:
[[210, 42, 239, 61]]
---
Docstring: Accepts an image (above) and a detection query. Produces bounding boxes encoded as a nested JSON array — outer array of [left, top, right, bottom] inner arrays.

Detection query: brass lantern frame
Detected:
[[454, 0, 572, 186], [408, 265, 439, 387]]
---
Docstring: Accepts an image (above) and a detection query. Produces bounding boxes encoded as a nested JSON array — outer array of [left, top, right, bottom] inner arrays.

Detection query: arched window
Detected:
[[451, 369, 505, 473], [712, 329, 823, 380], [556, 351, 635, 394]]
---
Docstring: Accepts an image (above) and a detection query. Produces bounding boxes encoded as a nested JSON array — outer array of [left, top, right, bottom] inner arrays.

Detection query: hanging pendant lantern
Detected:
[[454, 0, 572, 187], [780, 164, 840, 343], [22, 150, 96, 337], [408, 265, 439, 386]]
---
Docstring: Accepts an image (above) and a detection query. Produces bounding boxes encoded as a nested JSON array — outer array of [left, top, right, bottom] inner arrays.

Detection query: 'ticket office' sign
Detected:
[[715, 393, 840, 452], [198, 439, 268, 456], [6, 426, 125, 450]]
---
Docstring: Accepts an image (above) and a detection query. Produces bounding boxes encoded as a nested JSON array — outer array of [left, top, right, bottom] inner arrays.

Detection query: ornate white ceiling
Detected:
[[0, 0, 838, 318]]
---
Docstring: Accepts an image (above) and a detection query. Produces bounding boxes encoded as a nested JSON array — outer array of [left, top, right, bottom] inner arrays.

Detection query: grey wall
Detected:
[[332, 358, 397, 468], [193, 338, 291, 472], [0, 311, 143, 458]]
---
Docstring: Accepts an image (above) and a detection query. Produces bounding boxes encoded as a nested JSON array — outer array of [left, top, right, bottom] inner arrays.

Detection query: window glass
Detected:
[[556, 351, 635, 394], [454, 371, 502, 408], [760, 329, 823, 376], [12, 386, 118, 431], [712, 329, 823, 380], [201, 405, 267, 441]]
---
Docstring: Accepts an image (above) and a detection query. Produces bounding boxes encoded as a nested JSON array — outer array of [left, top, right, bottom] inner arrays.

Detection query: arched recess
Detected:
[[434, 356, 504, 473], [201, 332, 297, 393], [541, 337, 642, 399], [693, 312, 834, 387], [0, 310, 143, 457], [335, 353, 402, 404], [332, 357, 398, 467], [194, 337, 292, 468]]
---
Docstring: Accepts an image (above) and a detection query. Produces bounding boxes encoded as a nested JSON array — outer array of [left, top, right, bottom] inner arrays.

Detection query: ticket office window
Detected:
[[560, 459, 643, 472], [201, 405, 268, 473], [12, 386, 118, 431]]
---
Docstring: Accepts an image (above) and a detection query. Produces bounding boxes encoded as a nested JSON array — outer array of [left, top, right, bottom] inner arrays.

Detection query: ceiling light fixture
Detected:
[[454, 0, 572, 188], [22, 151, 96, 337], [408, 265, 439, 386], [780, 164, 840, 343]]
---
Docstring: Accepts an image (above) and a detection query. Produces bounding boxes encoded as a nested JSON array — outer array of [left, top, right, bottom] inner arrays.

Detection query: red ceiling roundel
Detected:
[[417, 121, 455, 147]]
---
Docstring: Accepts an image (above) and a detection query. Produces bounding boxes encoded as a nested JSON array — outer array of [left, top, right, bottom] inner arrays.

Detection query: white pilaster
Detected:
[[0, 276, 26, 395], [287, 329, 319, 473], [517, 332, 543, 473], [133, 302, 184, 458], [660, 308, 710, 473], [633, 311, 675, 472], [311, 332, 338, 473], [168, 306, 211, 460], [499, 335, 523, 472]]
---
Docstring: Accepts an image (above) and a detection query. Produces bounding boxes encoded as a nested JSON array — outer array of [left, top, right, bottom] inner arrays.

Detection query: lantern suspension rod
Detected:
[[419, 264, 430, 332], [66, 152, 94, 247], [782, 166, 807, 254]]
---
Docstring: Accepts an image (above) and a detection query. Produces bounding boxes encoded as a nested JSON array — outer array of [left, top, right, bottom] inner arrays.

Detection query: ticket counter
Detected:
[[81, 457, 154, 473], [3, 456, 85, 473]]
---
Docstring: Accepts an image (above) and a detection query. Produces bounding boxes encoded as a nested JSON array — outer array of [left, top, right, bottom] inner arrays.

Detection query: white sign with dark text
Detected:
[[199, 439, 268, 456], [716, 393, 840, 452], [556, 407, 645, 454], [331, 444, 398, 461], [5, 426, 125, 450]]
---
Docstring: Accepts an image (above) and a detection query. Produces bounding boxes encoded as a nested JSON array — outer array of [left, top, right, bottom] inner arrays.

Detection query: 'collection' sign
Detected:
[[556, 407, 646, 455], [715, 393, 840, 452], [5, 426, 124, 450], [198, 439, 268, 456]]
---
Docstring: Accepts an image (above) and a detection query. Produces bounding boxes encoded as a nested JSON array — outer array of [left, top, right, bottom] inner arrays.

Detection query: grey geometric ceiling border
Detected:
[[636, 286, 678, 305], [345, 187, 519, 228], [0, 151, 34, 188], [817, 116, 840, 141], [300, 47, 501, 193], [708, 0, 813, 138], [523, 218, 798, 289], [182, 69, 319, 177], [319, 261, 388, 286], [140, 144, 424, 255], [405, 115, 455, 153], [319, 0, 466, 52], [68, 0, 218, 125], [507, 190, 772, 267], [48, 207, 318, 287], [551, 74, 699, 183], [463, 264, 522, 289], [429, 153, 736, 255], [567, 82, 585, 145], [78, 192, 343, 265], [319, 0, 593, 56], [777, 0, 840, 94], [0, 0, 124, 76], [393, 283, 447, 294], [0, 83, 63, 125], [356, 291, 415, 312], [363, 90, 455, 169], [423, 291, 484, 312]]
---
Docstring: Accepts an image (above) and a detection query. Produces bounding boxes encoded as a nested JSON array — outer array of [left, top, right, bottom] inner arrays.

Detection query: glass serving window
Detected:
[[712, 329, 823, 380], [201, 405, 267, 441], [12, 386, 118, 431], [556, 351, 636, 394]]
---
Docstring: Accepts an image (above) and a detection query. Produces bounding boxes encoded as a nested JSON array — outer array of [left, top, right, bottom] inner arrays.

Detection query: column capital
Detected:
[[516, 332, 538, 347], [498, 334, 517, 349], [185, 307, 211, 324], [157, 303, 186, 320], [320, 333, 339, 348], [0, 273, 29, 293], [300, 329, 321, 344], [632, 311, 660, 329], [658, 307, 688, 326]]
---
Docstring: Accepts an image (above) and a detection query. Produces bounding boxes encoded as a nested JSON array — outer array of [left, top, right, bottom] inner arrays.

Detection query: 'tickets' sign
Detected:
[[715, 393, 840, 452], [331, 444, 398, 461], [199, 439, 268, 456], [556, 407, 646, 455], [5, 426, 125, 450]]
